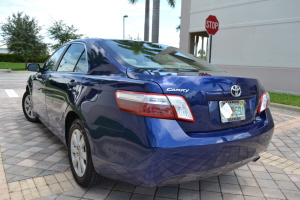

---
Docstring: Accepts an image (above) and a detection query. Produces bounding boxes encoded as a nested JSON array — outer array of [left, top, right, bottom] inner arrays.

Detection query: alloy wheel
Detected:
[[70, 129, 87, 177], [24, 95, 35, 118]]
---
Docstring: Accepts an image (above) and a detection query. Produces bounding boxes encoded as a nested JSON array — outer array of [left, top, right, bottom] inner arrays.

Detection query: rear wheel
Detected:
[[22, 91, 40, 123], [68, 119, 104, 187]]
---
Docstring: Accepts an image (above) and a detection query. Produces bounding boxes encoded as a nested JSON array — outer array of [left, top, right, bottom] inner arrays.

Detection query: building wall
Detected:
[[215, 65, 300, 94], [180, 0, 300, 93]]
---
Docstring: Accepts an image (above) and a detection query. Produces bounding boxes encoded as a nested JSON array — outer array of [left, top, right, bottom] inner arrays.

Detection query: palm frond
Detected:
[[167, 0, 176, 8], [128, 0, 138, 4]]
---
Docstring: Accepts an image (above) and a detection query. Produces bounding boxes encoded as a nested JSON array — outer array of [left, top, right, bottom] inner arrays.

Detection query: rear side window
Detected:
[[57, 43, 85, 72], [44, 46, 66, 71], [74, 50, 88, 73]]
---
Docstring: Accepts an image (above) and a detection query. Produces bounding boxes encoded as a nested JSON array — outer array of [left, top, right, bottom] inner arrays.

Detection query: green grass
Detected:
[[0, 62, 43, 71], [269, 91, 300, 107]]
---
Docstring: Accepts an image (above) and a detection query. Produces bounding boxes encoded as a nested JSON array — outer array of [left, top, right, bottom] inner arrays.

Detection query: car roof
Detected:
[[70, 38, 139, 43]]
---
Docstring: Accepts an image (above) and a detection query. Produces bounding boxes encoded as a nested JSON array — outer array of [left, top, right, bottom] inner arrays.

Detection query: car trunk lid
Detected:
[[127, 68, 260, 133]]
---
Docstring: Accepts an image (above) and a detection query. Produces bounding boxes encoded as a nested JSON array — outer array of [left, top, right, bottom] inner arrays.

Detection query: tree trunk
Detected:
[[25, 60, 28, 69], [144, 0, 150, 41], [152, 0, 160, 43]]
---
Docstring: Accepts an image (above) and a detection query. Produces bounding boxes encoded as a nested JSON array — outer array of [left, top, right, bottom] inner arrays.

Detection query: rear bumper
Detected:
[[89, 109, 274, 187], [152, 126, 273, 186]]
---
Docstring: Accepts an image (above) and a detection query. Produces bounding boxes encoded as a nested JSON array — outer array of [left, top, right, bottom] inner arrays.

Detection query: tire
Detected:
[[22, 91, 40, 123], [68, 119, 105, 187]]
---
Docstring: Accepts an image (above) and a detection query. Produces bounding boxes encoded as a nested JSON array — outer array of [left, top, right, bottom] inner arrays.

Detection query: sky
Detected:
[[0, 0, 182, 48]]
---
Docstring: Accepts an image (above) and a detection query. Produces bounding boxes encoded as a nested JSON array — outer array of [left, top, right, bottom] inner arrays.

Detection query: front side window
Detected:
[[44, 46, 66, 71], [57, 43, 85, 72]]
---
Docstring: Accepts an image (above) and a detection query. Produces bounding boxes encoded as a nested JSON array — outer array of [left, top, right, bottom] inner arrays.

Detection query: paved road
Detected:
[[0, 72, 34, 97], [0, 71, 34, 81], [0, 71, 300, 200]]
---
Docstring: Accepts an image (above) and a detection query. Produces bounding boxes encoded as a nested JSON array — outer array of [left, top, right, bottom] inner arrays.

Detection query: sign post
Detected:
[[205, 15, 219, 63]]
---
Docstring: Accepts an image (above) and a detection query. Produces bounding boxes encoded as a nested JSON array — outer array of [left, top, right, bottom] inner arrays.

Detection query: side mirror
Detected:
[[27, 63, 40, 72]]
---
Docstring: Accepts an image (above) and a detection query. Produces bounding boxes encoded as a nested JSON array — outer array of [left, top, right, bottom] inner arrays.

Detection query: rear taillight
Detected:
[[257, 91, 270, 114], [115, 90, 195, 122]]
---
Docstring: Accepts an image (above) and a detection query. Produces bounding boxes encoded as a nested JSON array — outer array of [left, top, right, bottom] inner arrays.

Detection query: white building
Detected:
[[0, 47, 9, 54], [180, 0, 300, 93], [0, 42, 9, 53]]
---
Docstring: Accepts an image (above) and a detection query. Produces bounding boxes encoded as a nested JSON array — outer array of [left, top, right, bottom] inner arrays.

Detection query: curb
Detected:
[[270, 102, 300, 113], [0, 69, 34, 73], [0, 69, 12, 72], [10, 71, 33, 73]]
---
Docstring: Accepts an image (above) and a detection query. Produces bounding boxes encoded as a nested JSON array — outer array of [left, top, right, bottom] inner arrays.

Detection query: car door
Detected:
[[31, 46, 67, 124], [45, 43, 88, 138]]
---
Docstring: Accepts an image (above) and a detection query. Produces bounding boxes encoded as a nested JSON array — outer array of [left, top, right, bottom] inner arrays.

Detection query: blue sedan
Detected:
[[23, 38, 274, 187]]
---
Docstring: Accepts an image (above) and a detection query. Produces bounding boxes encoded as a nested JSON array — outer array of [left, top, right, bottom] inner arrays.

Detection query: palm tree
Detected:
[[152, 0, 175, 43], [176, 16, 181, 32], [198, 49, 206, 61], [128, 0, 150, 41]]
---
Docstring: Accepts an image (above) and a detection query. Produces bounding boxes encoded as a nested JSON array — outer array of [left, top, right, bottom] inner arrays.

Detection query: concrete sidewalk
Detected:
[[0, 97, 300, 200], [0, 73, 300, 200]]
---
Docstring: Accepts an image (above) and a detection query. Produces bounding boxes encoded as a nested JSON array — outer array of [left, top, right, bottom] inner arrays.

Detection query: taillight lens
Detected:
[[257, 91, 270, 114], [115, 90, 195, 122]]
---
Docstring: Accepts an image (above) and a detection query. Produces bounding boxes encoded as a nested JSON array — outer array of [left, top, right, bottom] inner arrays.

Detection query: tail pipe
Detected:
[[252, 156, 260, 162]]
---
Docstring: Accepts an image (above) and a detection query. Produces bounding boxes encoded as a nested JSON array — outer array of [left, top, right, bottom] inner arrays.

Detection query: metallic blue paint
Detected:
[[26, 38, 274, 187]]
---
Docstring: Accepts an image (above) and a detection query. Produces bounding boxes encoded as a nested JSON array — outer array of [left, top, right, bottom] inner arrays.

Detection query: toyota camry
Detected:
[[23, 38, 274, 187]]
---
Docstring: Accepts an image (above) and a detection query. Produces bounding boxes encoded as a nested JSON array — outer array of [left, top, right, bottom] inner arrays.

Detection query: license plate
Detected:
[[219, 100, 245, 123]]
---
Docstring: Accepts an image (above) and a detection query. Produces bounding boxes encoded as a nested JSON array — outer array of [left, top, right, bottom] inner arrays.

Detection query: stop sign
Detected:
[[205, 15, 219, 35]]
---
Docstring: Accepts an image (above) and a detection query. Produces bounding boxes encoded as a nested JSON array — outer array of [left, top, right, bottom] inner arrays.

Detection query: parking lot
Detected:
[[0, 71, 300, 200]]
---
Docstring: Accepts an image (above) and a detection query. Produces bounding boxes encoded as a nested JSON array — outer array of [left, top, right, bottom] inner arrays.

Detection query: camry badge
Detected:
[[231, 85, 241, 97], [166, 88, 189, 93]]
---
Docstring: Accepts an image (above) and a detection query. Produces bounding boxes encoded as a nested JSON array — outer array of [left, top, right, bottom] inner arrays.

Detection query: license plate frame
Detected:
[[219, 100, 245, 123]]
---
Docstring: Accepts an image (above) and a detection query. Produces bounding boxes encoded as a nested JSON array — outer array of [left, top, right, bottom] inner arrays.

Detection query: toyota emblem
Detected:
[[231, 85, 241, 97]]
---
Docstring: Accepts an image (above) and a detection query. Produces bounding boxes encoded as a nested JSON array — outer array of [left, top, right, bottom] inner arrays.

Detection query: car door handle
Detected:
[[68, 80, 77, 88]]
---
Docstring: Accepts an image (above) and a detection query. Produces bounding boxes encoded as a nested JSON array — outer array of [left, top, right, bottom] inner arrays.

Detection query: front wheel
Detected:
[[68, 119, 104, 187], [22, 91, 40, 123]]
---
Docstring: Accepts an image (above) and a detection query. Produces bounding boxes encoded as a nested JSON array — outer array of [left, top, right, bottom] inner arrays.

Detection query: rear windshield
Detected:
[[100, 40, 223, 72]]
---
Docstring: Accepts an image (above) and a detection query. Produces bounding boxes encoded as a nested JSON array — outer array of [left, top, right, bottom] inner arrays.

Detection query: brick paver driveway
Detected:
[[0, 72, 300, 200]]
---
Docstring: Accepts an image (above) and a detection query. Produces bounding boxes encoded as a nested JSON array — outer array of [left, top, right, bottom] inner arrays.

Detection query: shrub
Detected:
[[0, 53, 17, 62], [0, 53, 49, 63]]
